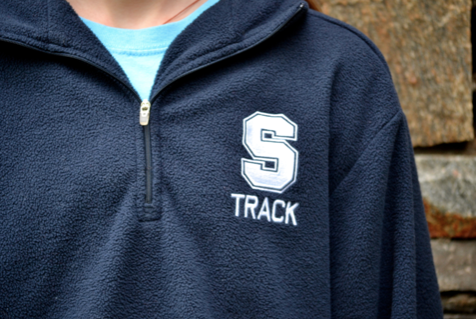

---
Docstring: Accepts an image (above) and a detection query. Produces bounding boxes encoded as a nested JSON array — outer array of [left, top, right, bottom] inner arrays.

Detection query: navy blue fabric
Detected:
[[0, 0, 442, 318]]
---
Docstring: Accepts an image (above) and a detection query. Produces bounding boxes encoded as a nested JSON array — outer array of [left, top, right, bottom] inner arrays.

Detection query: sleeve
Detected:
[[321, 25, 444, 317], [329, 110, 443, 318]]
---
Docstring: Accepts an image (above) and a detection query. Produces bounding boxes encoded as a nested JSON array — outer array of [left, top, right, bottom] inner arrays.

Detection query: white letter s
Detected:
[[241, 112, 298, 193]]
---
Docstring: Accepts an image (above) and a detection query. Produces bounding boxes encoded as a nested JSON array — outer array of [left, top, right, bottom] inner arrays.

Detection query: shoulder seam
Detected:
[[329, 109, 404, 198]]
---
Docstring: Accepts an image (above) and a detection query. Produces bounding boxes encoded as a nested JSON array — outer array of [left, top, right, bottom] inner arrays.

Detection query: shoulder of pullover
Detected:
[[285, 8, 403, 128], [295, 9, 405, 192], [305, 9, 392, 75]]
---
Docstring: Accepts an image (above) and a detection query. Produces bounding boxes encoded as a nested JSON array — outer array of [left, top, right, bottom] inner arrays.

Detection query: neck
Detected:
[[66, 0, 207, 29]]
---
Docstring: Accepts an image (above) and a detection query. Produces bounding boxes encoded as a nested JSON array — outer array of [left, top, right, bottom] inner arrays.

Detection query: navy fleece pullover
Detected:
[[0, 0, 442, 318]]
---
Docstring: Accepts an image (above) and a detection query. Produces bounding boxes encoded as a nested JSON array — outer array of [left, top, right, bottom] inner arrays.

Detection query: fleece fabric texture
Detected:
[[80, 0, 220, 100], [0, 0, 442, 318]]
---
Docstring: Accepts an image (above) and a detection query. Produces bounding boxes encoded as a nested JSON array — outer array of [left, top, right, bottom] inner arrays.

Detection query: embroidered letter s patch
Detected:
[[241, 112, 298, 193]]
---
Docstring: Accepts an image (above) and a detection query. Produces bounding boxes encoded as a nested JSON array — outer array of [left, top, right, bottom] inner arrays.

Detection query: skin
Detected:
[[66, 0, 209, 29]]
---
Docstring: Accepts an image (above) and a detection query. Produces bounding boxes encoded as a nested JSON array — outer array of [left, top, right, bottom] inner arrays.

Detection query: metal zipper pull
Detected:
[[139, 100, 151, 126]]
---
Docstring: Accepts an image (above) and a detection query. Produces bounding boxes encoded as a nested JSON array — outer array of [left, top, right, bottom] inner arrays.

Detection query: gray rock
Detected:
[[415, 155, 476, 238], [416, 155, 476, 218], [431, 239, 476, 291], [442, 294, 476, 314]]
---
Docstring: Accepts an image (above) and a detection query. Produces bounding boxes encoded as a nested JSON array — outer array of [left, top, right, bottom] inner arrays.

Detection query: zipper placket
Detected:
[[139, 100, 153, 204], [0, 2, 305, 208]]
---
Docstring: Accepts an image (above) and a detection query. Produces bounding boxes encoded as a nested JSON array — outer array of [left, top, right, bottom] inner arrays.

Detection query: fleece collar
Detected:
[[0, 0, 307, 95]]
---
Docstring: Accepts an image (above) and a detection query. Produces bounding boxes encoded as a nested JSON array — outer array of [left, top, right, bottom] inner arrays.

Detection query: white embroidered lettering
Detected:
[[244, 195, 258, 219], [231, 193, 245, 217], [257, 197, 271, 222], [285, 202, 299, 226], [272, 199, 286, 223], [231, 194, 298, 226], [241, 112, 299, 194]]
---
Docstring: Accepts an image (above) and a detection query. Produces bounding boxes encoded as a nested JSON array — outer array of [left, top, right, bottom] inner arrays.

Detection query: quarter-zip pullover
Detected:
[[0, 0, 442, 318]]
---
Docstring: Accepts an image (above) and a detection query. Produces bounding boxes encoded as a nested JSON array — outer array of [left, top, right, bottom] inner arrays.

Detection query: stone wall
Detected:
[[417, 156, 476, 317], [314, 0, 473, 147], [315, 1, 475, 317]]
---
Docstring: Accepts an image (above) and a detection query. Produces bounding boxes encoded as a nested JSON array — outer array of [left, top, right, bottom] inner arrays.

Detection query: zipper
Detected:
[[139, 100, 151, 126], [139, 100, 153, 204], [0, 2, 305, 208]]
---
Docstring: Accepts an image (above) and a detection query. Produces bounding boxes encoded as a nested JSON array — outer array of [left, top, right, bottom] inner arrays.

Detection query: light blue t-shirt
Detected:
[[81, 0, 220, 101]]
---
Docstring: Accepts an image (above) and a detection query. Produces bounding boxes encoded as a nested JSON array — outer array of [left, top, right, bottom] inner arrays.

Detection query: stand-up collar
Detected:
[[154, 0, 307, 93], [0, 0, 307, 94]]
